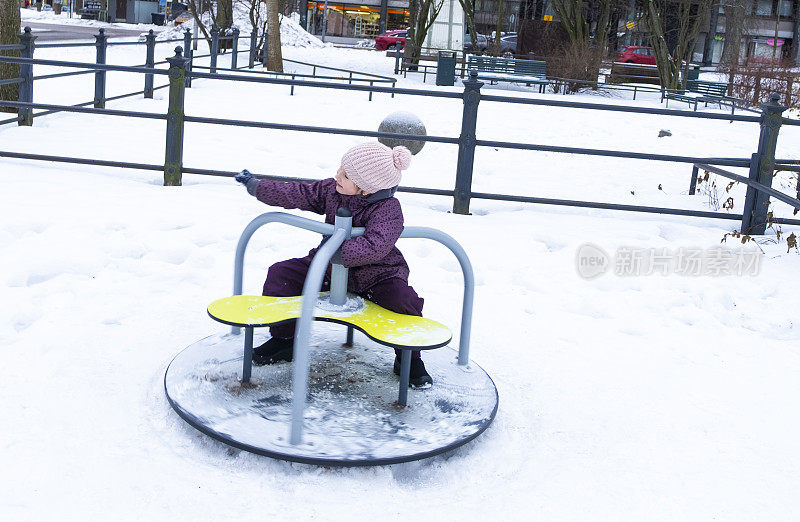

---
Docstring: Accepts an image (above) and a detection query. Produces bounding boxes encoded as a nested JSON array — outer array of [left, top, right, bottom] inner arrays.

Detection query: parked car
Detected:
[[499, 35, 517, 55], [464, 33, 488, 53], [375, 30, 407, 51], [614, 46, 656, 65]]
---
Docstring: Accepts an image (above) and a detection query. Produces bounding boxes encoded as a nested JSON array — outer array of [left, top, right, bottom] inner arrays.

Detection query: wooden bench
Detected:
[[467, 55, 548, 92], [665, 80, 729, 111]]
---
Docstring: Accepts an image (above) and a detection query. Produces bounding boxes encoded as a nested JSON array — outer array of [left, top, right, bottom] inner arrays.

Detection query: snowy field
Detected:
[[2, 13, 800, 520]]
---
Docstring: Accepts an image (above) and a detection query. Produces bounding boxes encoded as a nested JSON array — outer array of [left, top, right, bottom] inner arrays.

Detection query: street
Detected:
[[21, 21, 155, 42]]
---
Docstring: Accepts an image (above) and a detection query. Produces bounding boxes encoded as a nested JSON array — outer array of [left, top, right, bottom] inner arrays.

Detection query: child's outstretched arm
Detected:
[[235, 170, 327, 214], [340, 199, 404, 267]]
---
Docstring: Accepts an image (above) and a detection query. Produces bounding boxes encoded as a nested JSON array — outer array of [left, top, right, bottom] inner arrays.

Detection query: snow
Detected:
[[156, 5, 325, 48], [2, 15, 800, 519]]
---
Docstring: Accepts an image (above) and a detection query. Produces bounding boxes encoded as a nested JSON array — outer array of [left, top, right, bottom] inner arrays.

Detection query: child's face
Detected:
[[335, 166, 364, 196]]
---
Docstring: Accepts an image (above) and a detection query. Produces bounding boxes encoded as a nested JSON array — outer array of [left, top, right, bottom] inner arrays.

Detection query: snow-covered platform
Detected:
[[164, 332, 498, 466]]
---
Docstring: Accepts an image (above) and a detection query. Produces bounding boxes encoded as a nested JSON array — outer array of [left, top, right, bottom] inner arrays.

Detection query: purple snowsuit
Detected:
[[254, 178, 424, 357]]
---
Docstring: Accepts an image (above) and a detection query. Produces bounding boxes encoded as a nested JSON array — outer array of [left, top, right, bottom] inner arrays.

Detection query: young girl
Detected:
[[234, 141, 432, 387]]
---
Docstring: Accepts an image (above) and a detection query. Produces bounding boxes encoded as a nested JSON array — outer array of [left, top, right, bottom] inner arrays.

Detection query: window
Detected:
[[755, 0, 772, 15]]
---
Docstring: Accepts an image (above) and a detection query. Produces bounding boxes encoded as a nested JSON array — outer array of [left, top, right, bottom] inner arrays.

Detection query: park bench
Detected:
[[606, 62, 661, 85], [665, 79, 730, 111], [467, 55, 548, 92]]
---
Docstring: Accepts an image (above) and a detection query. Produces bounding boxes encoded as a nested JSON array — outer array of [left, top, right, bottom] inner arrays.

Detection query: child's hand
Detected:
[[235, 169, 254, 185]]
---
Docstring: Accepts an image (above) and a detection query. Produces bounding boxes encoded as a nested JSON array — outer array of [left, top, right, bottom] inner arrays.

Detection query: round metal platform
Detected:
[[164, 329, 498, 466]]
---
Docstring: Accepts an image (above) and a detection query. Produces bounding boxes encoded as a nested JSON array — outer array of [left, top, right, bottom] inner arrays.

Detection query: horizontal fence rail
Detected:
[[1, 28, 800, 235]]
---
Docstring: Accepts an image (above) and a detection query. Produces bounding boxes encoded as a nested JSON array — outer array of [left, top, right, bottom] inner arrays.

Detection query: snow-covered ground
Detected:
[[2, 16, 800, 520]]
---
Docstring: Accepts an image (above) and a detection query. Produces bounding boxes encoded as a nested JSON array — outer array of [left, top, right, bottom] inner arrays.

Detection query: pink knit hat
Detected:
[[340, 142, 412, 194]]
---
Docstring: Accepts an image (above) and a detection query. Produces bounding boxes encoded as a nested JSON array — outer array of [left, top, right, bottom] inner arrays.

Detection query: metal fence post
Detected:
[[164, 47, 187, 187], [231, 28, 239, 69], [183, 29, 193, 88], [262, 30, 268, 67], [17, 27, 36, 127], [689, 165, 699, 195], [453, 69, 482, 215], [210, 25, 219, 74], [741, 93, 786, 234], [249, 30, 256, 68], [144, 29, 155, 98], [394, 45, 400, 74], [94, 28, 108, 109]]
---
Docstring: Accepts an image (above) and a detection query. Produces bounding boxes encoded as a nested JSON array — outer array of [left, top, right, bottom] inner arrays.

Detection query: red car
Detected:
[[615, 46, 656, 65], [375, 30, 407, 51]]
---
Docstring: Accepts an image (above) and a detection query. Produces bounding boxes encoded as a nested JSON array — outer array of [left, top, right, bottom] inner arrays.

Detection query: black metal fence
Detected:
[[2, 26, 800, 236]]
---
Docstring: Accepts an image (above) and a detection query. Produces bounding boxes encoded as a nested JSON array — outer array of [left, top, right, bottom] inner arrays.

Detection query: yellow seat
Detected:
[[208, 293, 452, 350]]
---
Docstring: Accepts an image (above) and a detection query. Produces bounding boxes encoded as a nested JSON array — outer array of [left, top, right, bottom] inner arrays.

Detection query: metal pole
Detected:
[[184, 29, 193, 88], [398, 350, 411, 405], [144, 30, 155, 98], [330, 208, 353, 306], [793, 1, 800, 63], [242, 327, 254, 383], [290, 228, 348, 445], [394, 45, 401, 74], [231, 27, 239, 70], [321, 0, 329, 43], [379, 0, 388, 34], [262, 30, 268, 67], [453, 69, 483, 215], [210, 25, 219, 74], [164, 47, 187, 187], [345, 326, 354, 347], [193, 16, 198, 51], [94, 29, 108, 109], [249, 30, 257, 69], [689, 165, 699, 195], [300, 0, 308, 30], [17, 27, 36, 127], [742, 93, 786, 234], [741, 153, 761, 234]]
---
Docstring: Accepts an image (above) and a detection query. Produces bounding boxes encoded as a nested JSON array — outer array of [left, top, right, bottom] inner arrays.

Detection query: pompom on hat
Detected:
[[340, 142, 411, 194]]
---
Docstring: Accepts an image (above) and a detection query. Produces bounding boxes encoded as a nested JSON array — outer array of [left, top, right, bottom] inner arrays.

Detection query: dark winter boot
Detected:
[[252, 337, 294, 366], [393, 355, 433, 388]]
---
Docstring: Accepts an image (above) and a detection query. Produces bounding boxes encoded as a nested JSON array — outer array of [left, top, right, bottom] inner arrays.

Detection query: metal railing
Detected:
[[1, 28, 800, 235], [0, 26, 395, 124]]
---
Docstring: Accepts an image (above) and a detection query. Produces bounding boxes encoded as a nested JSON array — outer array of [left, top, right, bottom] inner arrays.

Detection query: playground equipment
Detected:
[[164, 209, 498, 466]]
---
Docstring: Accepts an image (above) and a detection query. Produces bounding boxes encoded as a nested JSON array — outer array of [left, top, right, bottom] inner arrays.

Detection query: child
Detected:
[[234, 142, 432, 387]]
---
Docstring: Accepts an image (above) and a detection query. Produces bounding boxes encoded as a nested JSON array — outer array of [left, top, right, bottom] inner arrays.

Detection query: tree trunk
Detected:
[[216, 0, 234, 50], [266, 0, 283, 72], [459, 0, 479, 55], [0, 0, 21, 114], [493, 0, 505, 55], [721, 2, 746, 66]]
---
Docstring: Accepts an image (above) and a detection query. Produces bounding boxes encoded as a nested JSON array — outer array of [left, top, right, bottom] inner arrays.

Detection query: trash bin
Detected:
[[436, 51, 457, 86], [683, 63, 700, 82], [151, 12, 166, 25]]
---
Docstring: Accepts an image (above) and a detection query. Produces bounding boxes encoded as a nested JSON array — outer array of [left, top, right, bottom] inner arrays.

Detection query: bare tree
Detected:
[[720, 0, 749, 66], [550, 0, 615, 89], [642, 0, 713, 90], [0, 0, 21, 114], [406, 0, 445, 66]]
